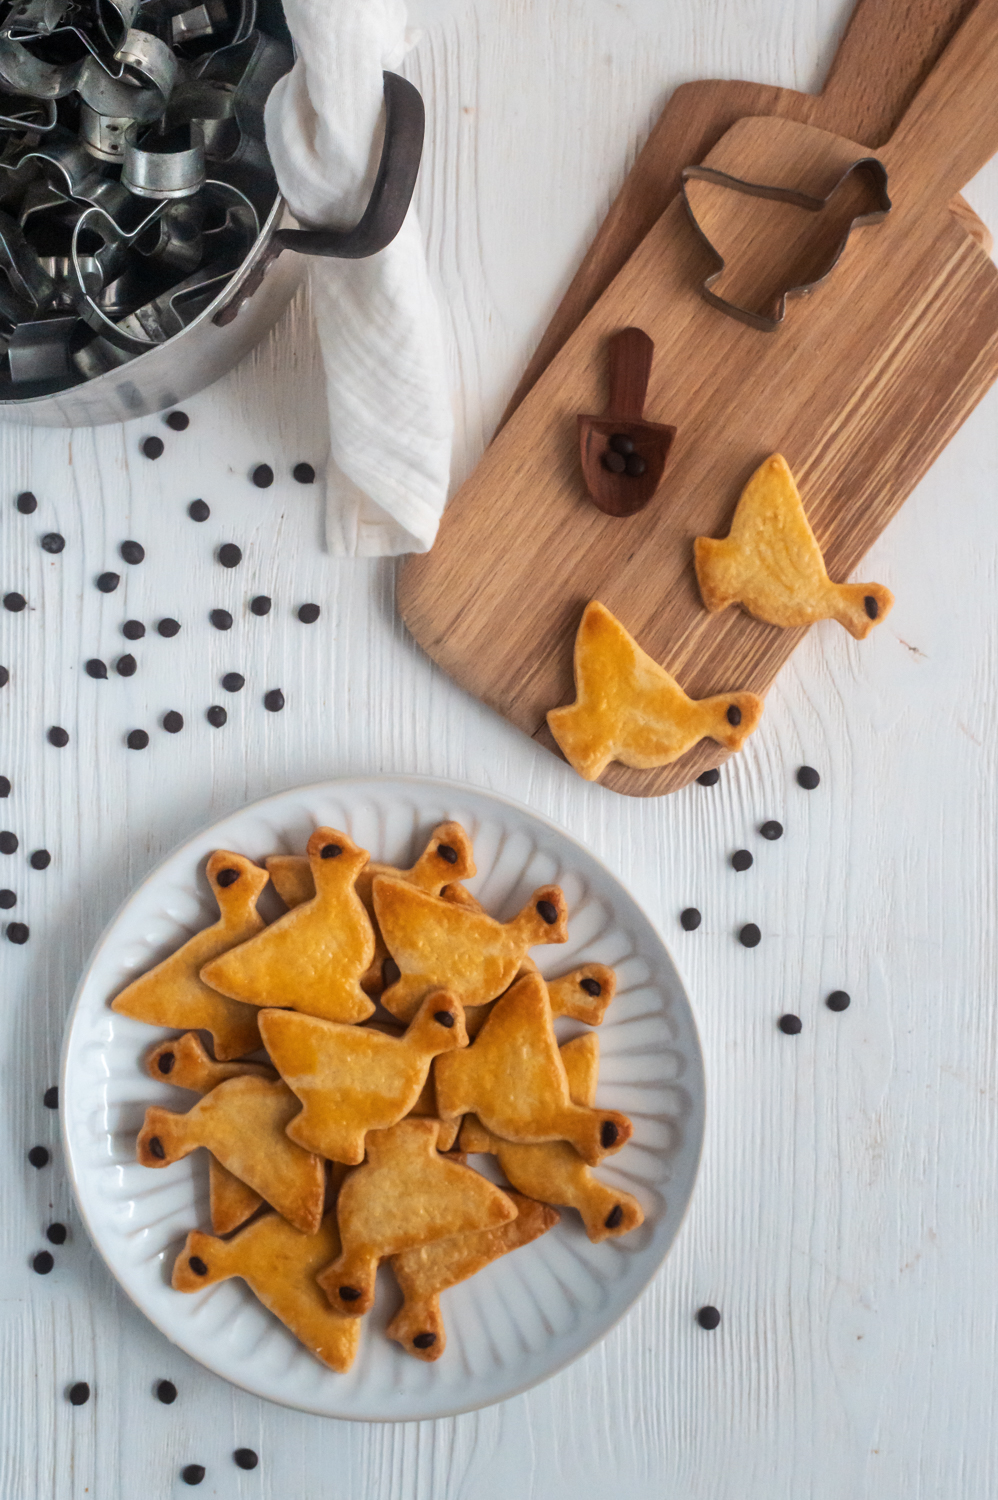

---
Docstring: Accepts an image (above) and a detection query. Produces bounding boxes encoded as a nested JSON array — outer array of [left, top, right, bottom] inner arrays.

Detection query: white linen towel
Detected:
[[264, 0, 452, 556]]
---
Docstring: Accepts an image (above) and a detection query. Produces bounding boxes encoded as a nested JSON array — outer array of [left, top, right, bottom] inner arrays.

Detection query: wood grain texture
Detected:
[[1, 0, 998, 1495]]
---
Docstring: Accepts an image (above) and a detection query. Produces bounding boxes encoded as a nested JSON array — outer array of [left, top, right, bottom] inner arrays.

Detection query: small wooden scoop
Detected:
[[578, 328, 676, 517]]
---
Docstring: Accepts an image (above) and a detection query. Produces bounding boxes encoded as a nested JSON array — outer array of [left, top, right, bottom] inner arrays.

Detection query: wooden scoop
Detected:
[[578, 328, 676, 517]]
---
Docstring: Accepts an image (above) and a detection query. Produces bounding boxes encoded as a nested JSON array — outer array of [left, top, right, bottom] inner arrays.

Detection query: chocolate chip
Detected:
[[210, 609, 232, 631], [163, 711, 184, 734], [412, 1333, 436, 1349], [726, 704, 742, 726], [731, 849, 753, 872], [604, 1204, 623, 1229], [7, 921, 28, 942], [0, 667, 8, 687], [68, 1380, 90, 1402], [28, 1145, 49, 1167], [608, 433, 634, 456], [188, 499, 209, 522], [30, 850, 50, 870], [864, 595, 878, 619], [126, 730, 149, 750], [165, 411, 189, 431], [96, 571, 119, 593], [250, 595, 271, 616], [188, 1255, 207, 1275], [624, 452, 646, 477], [738, 923, 761, 948], [778, 1014, 802, 1034], [46, 1222, 66, 1244], [157, 617, 180, 637], [216, 868, 240, 887], [760, 820, 783, 840], [697, 768, 720, 786], [156, 1379, 177, 1404], [0, 830, 17, 853], [320, 844, 342, 859], [85, 658, 107, 680], [600, 1120, 618, 1149], [157, 1051, 175, 1074], [696, 1306, 721, 1330], [797, 765, 820, 790], [434, 1010, 455, 1028], [141, 436, 164, 460], [181, 1464, 205, 1485], [0, 776, 8, 795], [120, 540, 144, 565], [43, 1085, 57, 1107], [536, 899, 558, 924], [16, 491, 37, 513], [234, 1449, 258, 1470], [292, 463, 315, 484], [680, 907, 701, 931], [580, 976, 602, 997], [218, 543, 242, 568], [206, 705, 227, 727], [437, 843, 458, 864], [263, 688, 284, 712], [297, 603, 320, 624], [0, 890, 14, 908], [116, 655, 136, 678], [41, 532, 65, 553], [149, 1137, 165, 1159], [251, 464, 274, 488], [4, 592, 26, 611], [122, 620, 145, 640], [826, 990, 851, 1012], [338, 1286, 361, 1301], [221, 672, 244, 692], [48, 726, 68, 747], [382, 956, 400, 988], [602, 450, 626, 474], [33, 1251, 54, 1275]]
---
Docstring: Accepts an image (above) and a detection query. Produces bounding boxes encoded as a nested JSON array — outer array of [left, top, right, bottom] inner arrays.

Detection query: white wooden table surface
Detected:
[[3, 1, 998, 1495]]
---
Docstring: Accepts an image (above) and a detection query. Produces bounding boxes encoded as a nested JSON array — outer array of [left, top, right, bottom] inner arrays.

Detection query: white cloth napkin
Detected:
[[264, 0, 452, 556]]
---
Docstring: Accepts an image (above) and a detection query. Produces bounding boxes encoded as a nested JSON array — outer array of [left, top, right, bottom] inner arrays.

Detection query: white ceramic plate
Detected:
[[61, 776, 705, 1421]]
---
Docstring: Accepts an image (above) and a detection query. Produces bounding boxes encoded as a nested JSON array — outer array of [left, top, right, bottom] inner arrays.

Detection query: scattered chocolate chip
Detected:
[[162, 711, 184, 734], [28, 1145, 49, 1167], [47, 1222, 67, 1244], [826, 990, 851, 1012], [43, 1085, 58, 1108], [437, 843, 458, 864], [731, 849, 753, 872], [604, 1204, 623, 1229], [600, 1121, 618, 1149], [580, 976, 602, 997], [68, 1381, 90, 1403], [0, 667, 8, 687], [760, 820, 783, 840], [536, 899, 558, 925], [218, 543, 242, 568], [0, 830, 17, 853], [864, 595, 878, 619], [297, 603, 320, 624], [181, 1465, 205, 1485], [251, 464, 274, 488], [210, 609, 232, 631], [206, 705, 227, 727], [16, 491, 37, 514], [234, 1449, 258, 1470], [165, 411, 189, 432], [96, 572, 119, 593], [779, 1013, 802, 1034], [434, 1010, 455, 1028], [157, 1052, 175, 1074], [0, 890, 14, 908], [157, 617, 180, 637], [320, 844, 342, 860], [41, 532, 65, 554], [250, 594, 271, 616], [33, 1251, 54, 1275], [797, 765, 820, 790], [338, 1286, 360, 1301], [30, 849, 50, 870], [697, 768, 720, 786], [0, 776, 8, 794], [382, 956, 400, 988], [602, 450, 626, 474], [126, 729, 149, 750], [292, 462, 315, 484], [188, 499, 209, 522], [216, 868, 240, 887], [624, 452, 647, 477], [4, 592, 26, 611], [726, 704, 742, 727], [85, 658, 107, 679], [608, 433, 634, 456], [141, 436, 164, 460], [697, 1306, 721, 1330], [7, 921, 28, 942], [149, 1137, 165, 1159], [411, 1333, 436, 1350], [156, 1379, 177, 1404], [680, 907, 701, 931], [122, 620, 145, 640], [120, 540, 144, 565], [48, 726, 68, 747], [221, 672, 244, 693], [738, 923, 761, 948], [188, 1255, 207, 1275], [263, 688, 284, 712], [116, 654, 137, 678]]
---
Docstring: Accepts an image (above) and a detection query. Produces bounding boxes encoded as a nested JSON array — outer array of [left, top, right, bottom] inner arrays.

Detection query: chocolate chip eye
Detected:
[[604, 1204, 624, 1229], [320, 844, 342, 860], [434, 1010, 455, 1028], [437, 843, 458, 864], [188, 1256, 208, 1276], [864, 594, 878, 619], [726, 704, 742, 727], [412, 1332, 437, 1349], [600, 1121, 618, 1149], [216, 868, 240, 887], [339, 1285, 361, 1301], [382, 956, 400, 988], [149, 1136, 165, 1159], [580, 977, 602, 997], [536, 899, 558, 925], [157, 1052, 175, 1075]]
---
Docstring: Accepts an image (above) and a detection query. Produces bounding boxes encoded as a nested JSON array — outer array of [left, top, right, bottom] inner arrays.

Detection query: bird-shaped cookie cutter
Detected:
[[680, 156, 892, 332]]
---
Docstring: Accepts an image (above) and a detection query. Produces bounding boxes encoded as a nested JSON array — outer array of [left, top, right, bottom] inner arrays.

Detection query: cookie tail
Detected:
[[694, 535, 741, 613], [547, 702, 612, 782]]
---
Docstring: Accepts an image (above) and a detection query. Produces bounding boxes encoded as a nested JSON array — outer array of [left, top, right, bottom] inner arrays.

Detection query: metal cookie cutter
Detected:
[[121, 120, 205, 198], [0, 36, 83, 97], [680, 157, 892, 332]]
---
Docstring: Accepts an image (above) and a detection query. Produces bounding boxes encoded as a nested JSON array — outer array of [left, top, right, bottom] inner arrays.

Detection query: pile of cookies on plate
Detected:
[[113, 821, 644, 1371]]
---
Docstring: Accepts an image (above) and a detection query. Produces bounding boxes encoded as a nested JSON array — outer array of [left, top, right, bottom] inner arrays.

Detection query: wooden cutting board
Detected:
[[399, 0, 998, 798]]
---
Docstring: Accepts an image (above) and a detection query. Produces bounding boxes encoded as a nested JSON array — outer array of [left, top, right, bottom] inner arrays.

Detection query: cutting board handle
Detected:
[[606, 328, 653, 419]]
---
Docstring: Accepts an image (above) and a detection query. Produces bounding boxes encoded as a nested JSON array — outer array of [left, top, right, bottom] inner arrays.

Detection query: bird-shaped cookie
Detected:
[[546, 601, 764, 782], [387, 1190, 559, 1361], [266, 821, 477, 998], [316, 1117, 517, 1316], [111, 851, 268, 1060], [374, 875, 569, 1023], [460, 1031, 644, 1243], [200, 828, 375, 1024], [258, 990, 468, 1165], [434, 970, 632, 1166], [694, 453, 894, 637], [172, 1212, 361, 1373], [137, 1074, 324, 1235], [145, 1032, 276, 1235]]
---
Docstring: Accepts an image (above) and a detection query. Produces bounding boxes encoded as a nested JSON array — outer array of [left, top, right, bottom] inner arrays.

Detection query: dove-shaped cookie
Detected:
[[172, 1213, 361, 1373], [375, 876, 569, 1023], [316, 1117, 517, 1316], [111, 851, 268, 1060], [694, 453, 894, 638], [258, 990, 468, 1165], [200, 828, 375, 1024], [546, 601, 764, 782]]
